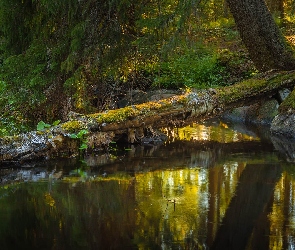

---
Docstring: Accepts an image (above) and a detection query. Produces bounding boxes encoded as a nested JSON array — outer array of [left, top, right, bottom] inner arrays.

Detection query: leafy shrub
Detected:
[[216, 49, 257, 83], [153, 49, 227, 89]]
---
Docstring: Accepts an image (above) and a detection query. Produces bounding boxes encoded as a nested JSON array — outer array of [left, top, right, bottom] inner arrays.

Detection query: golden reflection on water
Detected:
[[161, 122, 260, 143], [268, 172, 295, 250], [134, 161, 246, 247]]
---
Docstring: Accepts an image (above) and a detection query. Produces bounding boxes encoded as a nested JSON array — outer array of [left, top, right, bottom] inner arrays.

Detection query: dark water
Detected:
[[1, 121, 295, 250]]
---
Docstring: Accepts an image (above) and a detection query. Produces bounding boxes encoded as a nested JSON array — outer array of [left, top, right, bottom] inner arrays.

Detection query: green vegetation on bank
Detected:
[[0, 0, 295, 136]]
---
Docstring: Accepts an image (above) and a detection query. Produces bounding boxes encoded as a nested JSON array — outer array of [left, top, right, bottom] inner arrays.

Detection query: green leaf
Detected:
[[79, 160, 87, 165], [70, 133, 78, 139], [52, 120, 61, 126], [37, 121, 51, 131], [79, 143, 88, 150], [77, 129, 88, 138], [37, 121, 45, 131]]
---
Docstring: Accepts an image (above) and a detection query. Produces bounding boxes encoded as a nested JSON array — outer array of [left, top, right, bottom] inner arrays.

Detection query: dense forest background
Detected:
[[0, 0, 295, 136]]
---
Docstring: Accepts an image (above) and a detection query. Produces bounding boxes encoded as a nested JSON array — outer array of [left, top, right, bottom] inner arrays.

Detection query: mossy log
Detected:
[[1, 70, 295, 164]]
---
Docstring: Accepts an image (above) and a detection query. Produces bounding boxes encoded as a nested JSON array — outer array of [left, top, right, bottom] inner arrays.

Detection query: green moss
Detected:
[[214, 71, 295, 112], [279, 88, 295, 112], [36, 130, 45, 135], [89, 106, 141, 123], [265, 71, 295, 113], [217, 78, 266, 103], [268, 71, 295, 87], [61, 120, 85, 133], [87, 96, 185, 124]]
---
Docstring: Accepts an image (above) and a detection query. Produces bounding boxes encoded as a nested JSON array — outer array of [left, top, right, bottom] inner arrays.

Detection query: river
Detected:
[[0, 120, 295, 249]]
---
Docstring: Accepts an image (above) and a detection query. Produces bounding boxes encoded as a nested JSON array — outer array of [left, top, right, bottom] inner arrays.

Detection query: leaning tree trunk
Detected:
[[226, 0, 295, 71]]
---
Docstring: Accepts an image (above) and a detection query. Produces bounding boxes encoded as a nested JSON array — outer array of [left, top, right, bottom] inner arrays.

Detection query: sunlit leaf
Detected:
[[52, 120, 61, 126], [37, 121, 51, 131], [79, 143, 88, 150], [77, 129, 88, 138]]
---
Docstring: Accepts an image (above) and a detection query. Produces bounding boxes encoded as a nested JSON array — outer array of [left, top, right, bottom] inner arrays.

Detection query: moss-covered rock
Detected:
[[271, 88, 295, 138], [278, 88, 295, 113]]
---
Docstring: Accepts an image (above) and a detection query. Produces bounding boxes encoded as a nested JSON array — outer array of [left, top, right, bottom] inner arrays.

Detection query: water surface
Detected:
[[0, 121, 295, 249]]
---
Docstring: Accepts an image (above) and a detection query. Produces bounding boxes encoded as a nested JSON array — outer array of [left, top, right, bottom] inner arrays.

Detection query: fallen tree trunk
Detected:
[[1, 70, 295, 164]]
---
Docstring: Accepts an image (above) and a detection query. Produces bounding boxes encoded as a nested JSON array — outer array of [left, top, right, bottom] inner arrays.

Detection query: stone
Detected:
[[222, 99, 279, 126], [271, 112, 295, 139], [255, 99, 279, 125], [277, 88, 291, 103]]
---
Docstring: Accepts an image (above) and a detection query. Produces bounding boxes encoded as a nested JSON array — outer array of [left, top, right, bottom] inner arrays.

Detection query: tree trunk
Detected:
[[226, 0, 295, 71]]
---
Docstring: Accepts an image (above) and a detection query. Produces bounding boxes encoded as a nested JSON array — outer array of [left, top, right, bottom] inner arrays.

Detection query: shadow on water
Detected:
[[0, 119, 295, 249]]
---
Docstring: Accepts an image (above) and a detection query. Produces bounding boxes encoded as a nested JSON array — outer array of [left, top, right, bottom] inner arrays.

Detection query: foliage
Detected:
[[216, 49, 258, 83], [36, 121, 51, 131], [0, 0, 294, 135], [153, 48, 228, 89], [36, 120, 60, 131], [70, 129, 89, 150], [0, 41, 59, 125]]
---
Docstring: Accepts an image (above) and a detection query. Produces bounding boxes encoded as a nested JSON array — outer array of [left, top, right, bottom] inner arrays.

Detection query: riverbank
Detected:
[[0, 70, 295, 165]]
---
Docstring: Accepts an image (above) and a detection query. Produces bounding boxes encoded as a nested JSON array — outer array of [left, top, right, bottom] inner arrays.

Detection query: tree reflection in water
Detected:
[[0, 122, 295, 249]]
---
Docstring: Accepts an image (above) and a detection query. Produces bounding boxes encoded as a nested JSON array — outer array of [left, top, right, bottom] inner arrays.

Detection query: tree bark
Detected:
[[226, 0, 295, 71]]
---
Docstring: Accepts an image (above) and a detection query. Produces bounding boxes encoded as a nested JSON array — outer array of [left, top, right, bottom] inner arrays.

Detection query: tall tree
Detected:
[[226, 0, 295, 71]]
